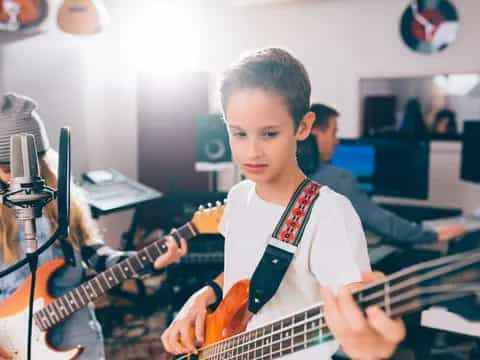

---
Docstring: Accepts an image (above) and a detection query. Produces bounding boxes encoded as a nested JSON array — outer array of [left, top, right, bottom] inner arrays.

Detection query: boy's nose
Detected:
[[247, 139, 262, 159]]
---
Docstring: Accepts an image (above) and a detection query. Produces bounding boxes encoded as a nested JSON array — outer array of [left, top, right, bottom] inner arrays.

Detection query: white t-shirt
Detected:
[[219, 180, 371, 360]]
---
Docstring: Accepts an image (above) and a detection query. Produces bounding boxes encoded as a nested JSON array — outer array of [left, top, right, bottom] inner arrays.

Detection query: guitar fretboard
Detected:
[[191, 250, 480, 360], [34, 223, 197, 331]]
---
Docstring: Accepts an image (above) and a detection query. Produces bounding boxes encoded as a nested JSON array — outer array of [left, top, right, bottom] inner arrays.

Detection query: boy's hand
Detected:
[[153, 229, 188, 270], [161, 286, 217, 355], [0, 345, 11, 360], [320, 272, 406, 360]]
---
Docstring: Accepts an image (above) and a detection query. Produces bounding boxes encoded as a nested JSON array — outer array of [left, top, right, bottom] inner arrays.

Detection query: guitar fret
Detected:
[[48, 305, 59, 324], [141, 248, 154, 263], [94, 276, 105, 293], [111, 266, 123, 283], [85, 281, 99, 300], [126, 256, 141, 274], [137, 250, 152, 267], [34, 313, 47, 331], [66, 292, 79, 311], [52, 300, 67, 318], [37, 310, 52, 329], [79, 283, 93, 302], [60, 296, 73, 315], [74, 288, 86, 307], [384, 281, 392, 315], [98, 272, 111, 291]]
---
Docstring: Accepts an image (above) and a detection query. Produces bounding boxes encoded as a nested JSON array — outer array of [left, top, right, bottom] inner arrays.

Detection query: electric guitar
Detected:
[[0, 0, 48, 31], [0, 202, 225, 359], [177, 249, 480, 360], [57, 0, 108, 35]]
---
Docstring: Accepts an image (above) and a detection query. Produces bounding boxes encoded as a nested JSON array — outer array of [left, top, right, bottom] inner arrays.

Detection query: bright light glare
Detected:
[[133, 3, 204, 74], [433, 74, 480, 96]]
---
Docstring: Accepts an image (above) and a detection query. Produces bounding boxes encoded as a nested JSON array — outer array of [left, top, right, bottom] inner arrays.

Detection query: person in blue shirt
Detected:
[[307, 103, 465, 245]]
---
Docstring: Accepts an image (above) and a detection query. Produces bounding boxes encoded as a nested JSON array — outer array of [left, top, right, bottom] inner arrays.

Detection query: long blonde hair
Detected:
[[0, 151, 98, 264]]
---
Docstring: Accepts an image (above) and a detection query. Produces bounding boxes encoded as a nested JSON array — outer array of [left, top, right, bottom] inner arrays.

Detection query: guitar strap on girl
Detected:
[[248, 179, 321, 314]]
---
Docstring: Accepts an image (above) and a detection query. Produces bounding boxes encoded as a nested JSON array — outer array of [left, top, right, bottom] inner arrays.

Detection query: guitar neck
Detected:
[[33, 222, 197, 331], [193, 250, 480, 360]]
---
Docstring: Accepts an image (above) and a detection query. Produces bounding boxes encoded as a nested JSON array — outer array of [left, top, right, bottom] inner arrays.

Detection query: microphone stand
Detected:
[[0, 127, 71, 360]]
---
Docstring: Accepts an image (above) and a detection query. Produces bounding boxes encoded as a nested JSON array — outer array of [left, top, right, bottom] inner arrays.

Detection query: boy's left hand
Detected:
[[320, 272, 406, 360], [153, 229, 188, 270]]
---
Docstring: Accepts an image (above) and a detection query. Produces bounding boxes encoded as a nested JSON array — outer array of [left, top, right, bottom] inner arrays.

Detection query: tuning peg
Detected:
[[207, 202, 212, 208], [223, 198, 228, 204], [198, 205, 205, 211], [215, 200, 221, 207]]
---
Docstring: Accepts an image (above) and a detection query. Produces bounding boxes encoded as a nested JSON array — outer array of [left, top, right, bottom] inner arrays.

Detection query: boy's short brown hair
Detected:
[[220, 48, 311, 128]]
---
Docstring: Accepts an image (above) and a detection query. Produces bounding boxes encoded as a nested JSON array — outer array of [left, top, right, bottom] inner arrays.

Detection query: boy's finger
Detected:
[[336, 286, 368, 334], [319, 287, 349, 339], [366, 306, 406, 344]]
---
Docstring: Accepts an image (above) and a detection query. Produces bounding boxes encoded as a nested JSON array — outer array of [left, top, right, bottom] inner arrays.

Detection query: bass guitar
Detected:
[[178, 249, 480, 360]]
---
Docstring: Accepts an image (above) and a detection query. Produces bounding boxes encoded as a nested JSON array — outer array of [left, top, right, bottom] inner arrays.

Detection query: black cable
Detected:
[[26, 253, 38, 360], [0, 228, 60, 279]]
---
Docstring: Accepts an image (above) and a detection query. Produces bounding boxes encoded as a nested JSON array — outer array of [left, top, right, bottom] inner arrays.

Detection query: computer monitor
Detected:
[[332, 138, 430, 199], [461, 121, 480, 183], [331, 143, 376, 192]]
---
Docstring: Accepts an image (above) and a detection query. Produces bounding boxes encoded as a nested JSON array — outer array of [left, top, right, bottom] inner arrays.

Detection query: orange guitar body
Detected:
[[203, 280, 252, 346], [0, 0, 48, 29], [0, 259, 83, 359], [0, 258, 62, 318]]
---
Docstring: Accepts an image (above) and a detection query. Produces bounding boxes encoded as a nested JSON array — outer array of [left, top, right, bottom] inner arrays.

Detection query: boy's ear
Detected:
[[296, 111, 315, 141]]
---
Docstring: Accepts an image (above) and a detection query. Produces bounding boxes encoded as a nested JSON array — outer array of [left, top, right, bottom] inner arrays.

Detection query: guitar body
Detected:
[[0, 0, 48, 30], [0, 259, 82, 360], [57, 0, 107, 34], [204, 280, 252, 346]]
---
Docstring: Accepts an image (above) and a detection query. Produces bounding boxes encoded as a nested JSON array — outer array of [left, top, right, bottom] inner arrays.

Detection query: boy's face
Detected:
[[225, 89, 312, 184]]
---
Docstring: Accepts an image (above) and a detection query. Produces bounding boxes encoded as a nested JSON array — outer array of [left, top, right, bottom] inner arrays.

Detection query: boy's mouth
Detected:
[[242, 163, 268, 173]]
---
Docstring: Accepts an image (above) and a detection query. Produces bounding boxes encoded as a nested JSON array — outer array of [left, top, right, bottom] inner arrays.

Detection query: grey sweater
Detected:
[[309, 163, 437, 244]]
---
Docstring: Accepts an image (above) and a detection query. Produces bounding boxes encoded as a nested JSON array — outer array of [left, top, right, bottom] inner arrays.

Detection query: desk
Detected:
[[421, 307, 480, 337]]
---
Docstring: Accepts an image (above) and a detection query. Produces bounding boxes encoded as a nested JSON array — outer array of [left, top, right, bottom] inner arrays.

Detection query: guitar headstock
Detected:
[[389, 249, 480, 317], [357, 249, 480, 319], [191, 200, 226, 235]]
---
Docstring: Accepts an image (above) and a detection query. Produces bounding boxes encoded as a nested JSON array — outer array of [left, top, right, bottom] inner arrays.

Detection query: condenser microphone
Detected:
[[5, 134, 55, 253]]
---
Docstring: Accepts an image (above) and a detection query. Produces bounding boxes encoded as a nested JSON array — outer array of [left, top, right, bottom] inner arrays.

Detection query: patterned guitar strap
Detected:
[[249, 178, 322, 314]]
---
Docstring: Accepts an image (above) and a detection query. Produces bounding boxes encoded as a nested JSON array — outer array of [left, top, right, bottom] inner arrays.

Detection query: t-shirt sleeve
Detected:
[[309, 194, 371, 288], [219, 190, 232, 237]]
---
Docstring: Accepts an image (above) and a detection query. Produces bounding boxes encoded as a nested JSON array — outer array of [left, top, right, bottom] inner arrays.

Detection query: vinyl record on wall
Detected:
[[400, 0, 459, 54]]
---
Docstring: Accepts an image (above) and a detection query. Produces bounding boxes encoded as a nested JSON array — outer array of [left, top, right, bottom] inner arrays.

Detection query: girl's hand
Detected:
[[153, 229, 188, 270]]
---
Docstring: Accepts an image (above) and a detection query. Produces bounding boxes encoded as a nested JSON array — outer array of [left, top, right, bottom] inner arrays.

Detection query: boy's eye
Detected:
[[263, 130, 278, 138], [232, 131, 246, 138]]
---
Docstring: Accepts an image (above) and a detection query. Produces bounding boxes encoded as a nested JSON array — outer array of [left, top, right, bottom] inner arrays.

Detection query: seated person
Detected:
[[307, 103, 464, 245], [399, 98, 428, 138]]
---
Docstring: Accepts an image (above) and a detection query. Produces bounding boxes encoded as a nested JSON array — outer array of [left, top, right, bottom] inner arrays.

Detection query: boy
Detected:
[[161, 48, 405, 359]]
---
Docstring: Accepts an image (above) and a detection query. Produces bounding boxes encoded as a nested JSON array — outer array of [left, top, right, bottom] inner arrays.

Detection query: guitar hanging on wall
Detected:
[[57, 0, 108, 35], [0, 0, 48, 32]]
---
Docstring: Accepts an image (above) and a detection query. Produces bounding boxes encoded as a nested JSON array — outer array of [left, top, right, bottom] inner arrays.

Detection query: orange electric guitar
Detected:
[[57, 0, 108, 35], [177, 249, 480, 360], [0, 0, 48, 31], [0, 202, 224, 360]]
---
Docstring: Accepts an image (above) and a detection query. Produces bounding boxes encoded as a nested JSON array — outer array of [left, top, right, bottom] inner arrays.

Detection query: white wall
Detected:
[[1, 0, 480, 231]]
